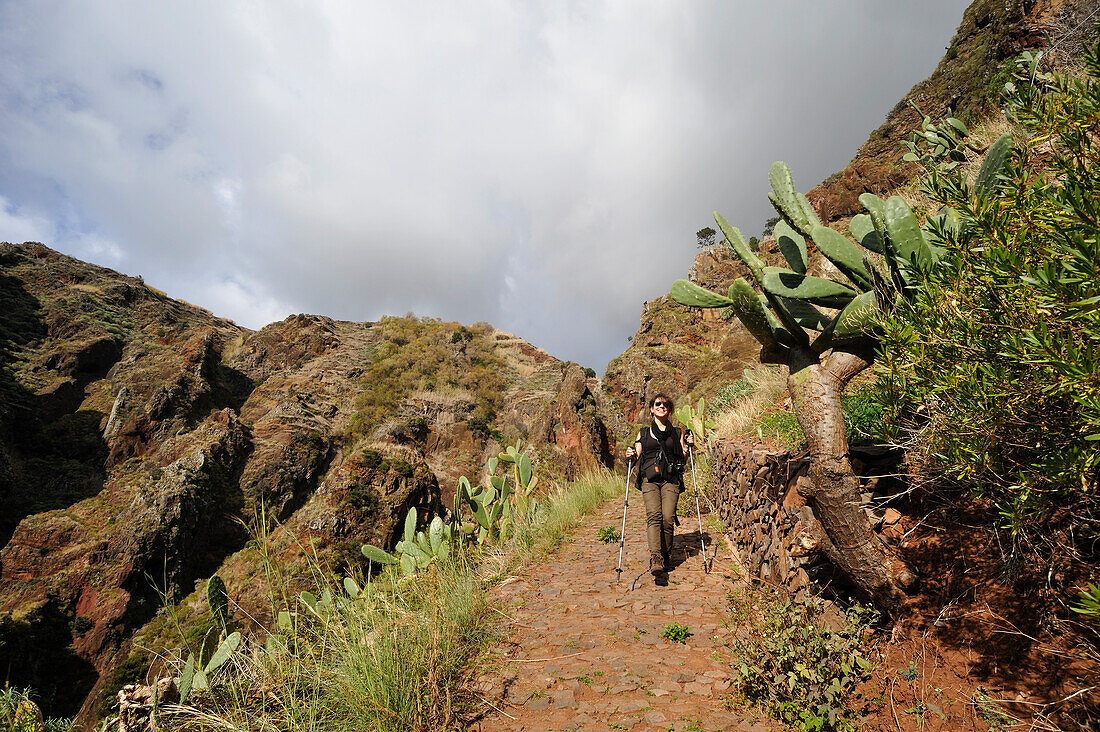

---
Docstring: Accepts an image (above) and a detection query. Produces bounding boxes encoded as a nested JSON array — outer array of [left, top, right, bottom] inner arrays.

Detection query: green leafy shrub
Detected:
[[360, 449, 383, 470], [661, 622, 692, 643], [404, 416, 429, 442], [874, 42, 1100, 537], [68, 615, 93, 636], [390, 459, 413, 478], [597, 526, 621, 544], [841, 386, 888, 446], [345, 478, 380, 515], [466, 416, 491, 440], [733, 592, 877, 731], [351, 317, 505, 438]]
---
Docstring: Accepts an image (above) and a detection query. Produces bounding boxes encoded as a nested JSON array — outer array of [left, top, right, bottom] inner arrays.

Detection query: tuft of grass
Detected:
[[712, 366, 788, 443], [500, 469, 622, 567], [756, 410, 804, 448], [712, 369, 891, 450]]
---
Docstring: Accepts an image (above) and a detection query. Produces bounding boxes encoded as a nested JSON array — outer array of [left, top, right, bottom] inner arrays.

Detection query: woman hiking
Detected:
[[626, 394, 693, 584]]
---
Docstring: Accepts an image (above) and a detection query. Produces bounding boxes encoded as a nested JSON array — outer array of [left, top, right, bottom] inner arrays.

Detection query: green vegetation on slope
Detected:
[[874, 41, 1100, 544], [727, 584, 878, 732], [349, 315, 507, 440], [110, 467, 620, 731]]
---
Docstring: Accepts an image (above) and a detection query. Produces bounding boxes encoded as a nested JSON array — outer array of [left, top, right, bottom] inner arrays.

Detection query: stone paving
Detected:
[[474, 492, 778, 732]]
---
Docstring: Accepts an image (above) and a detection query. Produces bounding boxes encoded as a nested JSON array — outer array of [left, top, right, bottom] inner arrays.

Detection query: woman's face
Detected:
[[650, 398, 670, 419]]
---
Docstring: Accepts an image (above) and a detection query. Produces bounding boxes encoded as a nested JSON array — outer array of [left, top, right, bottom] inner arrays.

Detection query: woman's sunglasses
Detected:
[[652, 401, 669, 408]]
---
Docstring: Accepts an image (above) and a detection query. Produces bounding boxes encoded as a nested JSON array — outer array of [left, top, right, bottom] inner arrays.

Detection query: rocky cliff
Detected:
[[0, 242, 611, 721]]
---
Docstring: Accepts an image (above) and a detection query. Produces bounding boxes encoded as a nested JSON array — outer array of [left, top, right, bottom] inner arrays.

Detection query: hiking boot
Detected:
[[650, 556, 664, 575]]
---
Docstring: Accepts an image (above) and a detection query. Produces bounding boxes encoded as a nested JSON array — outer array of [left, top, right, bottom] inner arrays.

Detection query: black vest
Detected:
[[636, 422, 683, 485]]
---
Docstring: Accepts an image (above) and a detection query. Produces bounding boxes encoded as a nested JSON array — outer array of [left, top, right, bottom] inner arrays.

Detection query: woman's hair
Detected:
[[649, 393, 675, 412]]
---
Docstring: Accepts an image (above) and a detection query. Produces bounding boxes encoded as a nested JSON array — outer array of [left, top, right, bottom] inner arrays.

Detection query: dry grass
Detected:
[[711, 365, 788, 443]]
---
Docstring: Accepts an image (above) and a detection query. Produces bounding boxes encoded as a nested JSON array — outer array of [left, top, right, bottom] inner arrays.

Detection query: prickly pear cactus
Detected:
[[669, 148, 1011, 612], [674, 398, 716, 452], [359, 445, 542, 577], [360, 507, 453, 576], [498, 440, 539, 523], [669, 159, 1016, 356], [902, 100, 973, 171]]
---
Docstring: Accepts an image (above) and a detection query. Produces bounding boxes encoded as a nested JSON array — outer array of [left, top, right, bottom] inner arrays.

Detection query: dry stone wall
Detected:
[[709, 439, 905, 599]]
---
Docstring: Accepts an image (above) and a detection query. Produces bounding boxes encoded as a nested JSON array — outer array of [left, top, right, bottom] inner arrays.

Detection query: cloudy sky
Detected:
[[0, 1, 968, 370]]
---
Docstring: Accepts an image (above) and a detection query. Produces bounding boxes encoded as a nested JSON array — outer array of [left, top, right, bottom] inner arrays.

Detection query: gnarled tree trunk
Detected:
[[783, 344, 916, 614]]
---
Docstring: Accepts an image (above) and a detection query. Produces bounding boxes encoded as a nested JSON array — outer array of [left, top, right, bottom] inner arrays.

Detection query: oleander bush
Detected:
[[873, 40, 1100, 543]]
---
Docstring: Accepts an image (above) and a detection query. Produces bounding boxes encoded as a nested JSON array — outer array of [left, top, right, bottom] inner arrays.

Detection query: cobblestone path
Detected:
[[475, 490, 777, 732]]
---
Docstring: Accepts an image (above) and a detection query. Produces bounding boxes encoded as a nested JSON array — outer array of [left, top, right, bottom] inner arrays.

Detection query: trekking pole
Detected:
[[688, 446, 708, 573], [616, 458, 632, 584]]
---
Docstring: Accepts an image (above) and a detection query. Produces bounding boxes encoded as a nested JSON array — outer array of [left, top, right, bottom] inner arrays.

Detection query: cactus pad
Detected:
[[774, 220, 808, 274], [848, 214, 883, 254], [715, 212, 765, 285], [762, 267, 858, 309], [670, 279, 734, 308], [726, 278, 783, 350], [811, 225, 872, 289], [884, 196, 933, 270]]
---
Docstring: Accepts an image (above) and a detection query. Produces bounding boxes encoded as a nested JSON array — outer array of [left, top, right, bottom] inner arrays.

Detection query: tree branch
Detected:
[[823, 341, 876, 388]]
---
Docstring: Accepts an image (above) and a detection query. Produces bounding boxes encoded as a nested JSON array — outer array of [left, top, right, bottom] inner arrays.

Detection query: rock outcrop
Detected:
[[0, 242, 612, 723], [602, 245, 763, 439]]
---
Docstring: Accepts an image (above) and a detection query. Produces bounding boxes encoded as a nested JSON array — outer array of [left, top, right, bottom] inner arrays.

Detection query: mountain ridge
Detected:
[[0, 241, 611, 721]]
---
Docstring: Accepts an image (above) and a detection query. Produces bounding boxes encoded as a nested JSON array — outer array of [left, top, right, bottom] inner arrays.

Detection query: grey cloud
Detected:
[[0, 1, 968, 370]]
